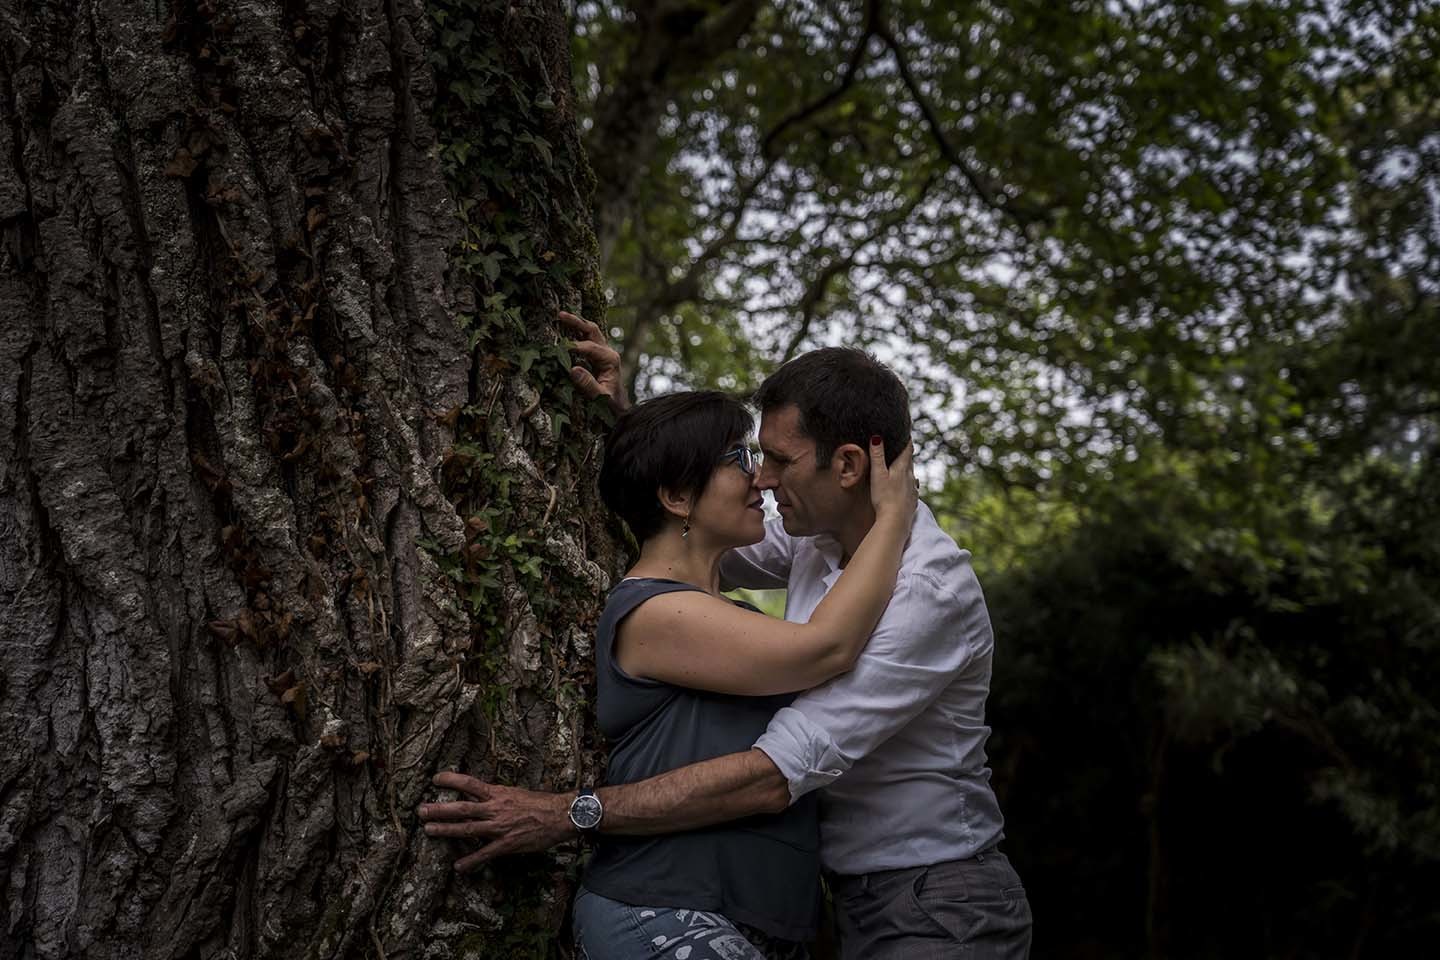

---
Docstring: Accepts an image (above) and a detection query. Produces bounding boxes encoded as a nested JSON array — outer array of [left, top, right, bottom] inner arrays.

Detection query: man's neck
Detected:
[[833, 500, 878, 568]]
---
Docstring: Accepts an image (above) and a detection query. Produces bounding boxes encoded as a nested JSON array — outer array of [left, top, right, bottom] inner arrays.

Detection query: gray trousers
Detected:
[[828, 849, 1033, 959]]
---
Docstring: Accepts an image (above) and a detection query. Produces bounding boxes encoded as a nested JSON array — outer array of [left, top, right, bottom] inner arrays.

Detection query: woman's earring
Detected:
[[681, 517, 691, 539]]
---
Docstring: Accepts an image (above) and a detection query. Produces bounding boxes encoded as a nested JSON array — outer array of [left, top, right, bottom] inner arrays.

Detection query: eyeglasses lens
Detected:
[[725, 446, 760, 475]]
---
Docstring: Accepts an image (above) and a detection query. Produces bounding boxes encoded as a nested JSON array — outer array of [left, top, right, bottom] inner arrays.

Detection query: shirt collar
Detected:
[[814, 503, 926, 588], [814, 534, 846, 588]]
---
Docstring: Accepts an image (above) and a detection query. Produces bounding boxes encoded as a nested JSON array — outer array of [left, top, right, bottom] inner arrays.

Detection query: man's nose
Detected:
[[756, 463, 780, 490]]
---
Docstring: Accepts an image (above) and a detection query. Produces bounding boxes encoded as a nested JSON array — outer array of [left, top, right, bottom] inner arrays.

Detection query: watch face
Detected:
[[570, 794, 603, 830]]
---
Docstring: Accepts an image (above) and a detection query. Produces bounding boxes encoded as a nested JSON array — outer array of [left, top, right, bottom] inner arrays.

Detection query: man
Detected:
[[419, 313, 1033, 958]]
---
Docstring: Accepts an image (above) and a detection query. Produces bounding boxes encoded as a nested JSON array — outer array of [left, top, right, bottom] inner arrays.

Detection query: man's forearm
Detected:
[[597, 748, 790, 835], [417, 750, 790, 870]]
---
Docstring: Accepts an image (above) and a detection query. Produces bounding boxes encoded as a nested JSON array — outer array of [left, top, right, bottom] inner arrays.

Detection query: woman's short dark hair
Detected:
[[599, 390, 753, 543], [753, 348, 911, 465]]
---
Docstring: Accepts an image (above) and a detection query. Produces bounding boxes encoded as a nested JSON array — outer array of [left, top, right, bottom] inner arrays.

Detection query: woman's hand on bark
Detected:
[[559, 311, 629, 415]]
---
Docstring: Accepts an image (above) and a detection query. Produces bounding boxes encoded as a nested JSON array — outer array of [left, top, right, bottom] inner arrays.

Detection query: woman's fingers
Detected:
[[559, 311, 629, 412], [570, 365, 603, 395], [868, 440, 917, 514], [868, 439, 914, 482], [569, 338, 612, 363], [893, 442, 915, 479], [558, 310, 605, 344]]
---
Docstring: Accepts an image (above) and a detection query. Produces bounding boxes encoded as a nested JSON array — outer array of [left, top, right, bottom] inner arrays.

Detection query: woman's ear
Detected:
[[833, 443, 869, 490], [656, 485, 693, 521]]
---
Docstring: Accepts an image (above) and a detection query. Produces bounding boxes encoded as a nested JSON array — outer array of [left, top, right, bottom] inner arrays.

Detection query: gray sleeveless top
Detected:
[[580, 578, 821, 941]]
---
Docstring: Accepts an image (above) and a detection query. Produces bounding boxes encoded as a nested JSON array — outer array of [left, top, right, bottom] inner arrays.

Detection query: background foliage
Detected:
[[568, 0, 1439, 955]]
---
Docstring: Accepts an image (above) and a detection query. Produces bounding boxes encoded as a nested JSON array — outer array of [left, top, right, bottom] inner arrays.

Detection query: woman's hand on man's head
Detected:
[[868, 438, 918, 521]]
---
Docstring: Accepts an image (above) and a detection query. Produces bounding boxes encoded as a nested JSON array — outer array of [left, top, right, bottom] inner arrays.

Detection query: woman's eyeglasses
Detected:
[[720, 445, 763, 476]]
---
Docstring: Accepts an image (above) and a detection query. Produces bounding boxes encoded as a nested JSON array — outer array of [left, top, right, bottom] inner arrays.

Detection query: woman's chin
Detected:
[[718, 517, 764, 548]]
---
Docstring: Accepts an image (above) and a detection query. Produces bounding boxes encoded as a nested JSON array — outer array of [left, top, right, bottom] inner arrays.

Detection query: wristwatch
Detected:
[[569, 787, 603, 833]]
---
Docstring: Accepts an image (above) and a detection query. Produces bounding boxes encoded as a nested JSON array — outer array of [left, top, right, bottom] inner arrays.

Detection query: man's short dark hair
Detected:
[[754, 348, 911, 465], [599, 390, 753, 543]]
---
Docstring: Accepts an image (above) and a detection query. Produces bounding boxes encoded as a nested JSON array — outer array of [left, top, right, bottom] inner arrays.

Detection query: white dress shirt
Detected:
[[721, 502, 1006, 875]]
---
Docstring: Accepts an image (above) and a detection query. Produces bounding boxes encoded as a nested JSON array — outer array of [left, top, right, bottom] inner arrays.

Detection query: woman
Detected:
[[574, 390, 915, 960]]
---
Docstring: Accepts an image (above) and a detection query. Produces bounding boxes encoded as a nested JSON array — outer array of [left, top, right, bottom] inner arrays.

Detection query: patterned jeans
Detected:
[[573, 887, 808, 960]]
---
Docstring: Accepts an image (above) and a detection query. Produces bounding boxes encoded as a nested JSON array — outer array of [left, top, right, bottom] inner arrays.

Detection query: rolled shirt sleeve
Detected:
[[754, 569, 989, 801]]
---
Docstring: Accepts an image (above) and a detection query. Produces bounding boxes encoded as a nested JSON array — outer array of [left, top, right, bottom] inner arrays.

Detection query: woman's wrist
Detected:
[[872, 500, 916, 526]]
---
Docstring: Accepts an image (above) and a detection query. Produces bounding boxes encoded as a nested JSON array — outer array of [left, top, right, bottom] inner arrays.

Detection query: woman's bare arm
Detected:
[[618, 440, 917, 695]]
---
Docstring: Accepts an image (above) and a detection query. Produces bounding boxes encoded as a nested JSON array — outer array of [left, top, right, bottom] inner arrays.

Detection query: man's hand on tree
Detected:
[[559, 310, 630, 415], [418, 771, 574, 873]]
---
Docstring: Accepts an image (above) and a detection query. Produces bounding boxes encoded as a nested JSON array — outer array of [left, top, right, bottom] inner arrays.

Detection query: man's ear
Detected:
[[656, 485, 693, 521], [833, 443, 869, 490]]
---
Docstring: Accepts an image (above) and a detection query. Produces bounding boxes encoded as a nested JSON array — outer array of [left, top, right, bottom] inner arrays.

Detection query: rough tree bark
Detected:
[[0, 1, 618, 957]]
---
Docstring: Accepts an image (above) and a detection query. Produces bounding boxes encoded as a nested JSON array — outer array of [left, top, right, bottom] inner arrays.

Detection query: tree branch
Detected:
[[587, 0, 769, 269], [873, 1, 1049, 230], [781, 173, 939, 362], [760, 0, 881, 160]]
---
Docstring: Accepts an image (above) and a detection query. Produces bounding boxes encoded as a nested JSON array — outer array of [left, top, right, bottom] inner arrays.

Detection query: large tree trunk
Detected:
[[0, 1, 618, 957]]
